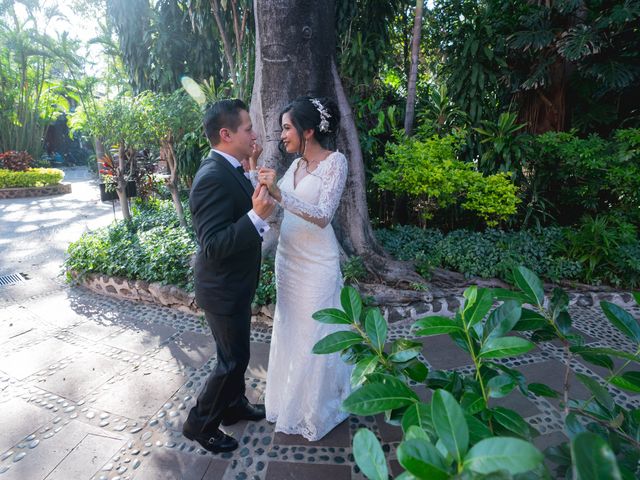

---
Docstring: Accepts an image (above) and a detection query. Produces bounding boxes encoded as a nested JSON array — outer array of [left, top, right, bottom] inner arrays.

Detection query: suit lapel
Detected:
[[207, 151, 253, 199]]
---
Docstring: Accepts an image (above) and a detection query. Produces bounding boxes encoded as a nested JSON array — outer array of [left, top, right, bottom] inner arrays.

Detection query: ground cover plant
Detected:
[[376, 225, 640, 289], [313, 267, 640, 479]]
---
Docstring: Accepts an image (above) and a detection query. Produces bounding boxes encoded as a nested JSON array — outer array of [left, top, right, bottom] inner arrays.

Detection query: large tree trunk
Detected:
[[251, 0, 422, 286]]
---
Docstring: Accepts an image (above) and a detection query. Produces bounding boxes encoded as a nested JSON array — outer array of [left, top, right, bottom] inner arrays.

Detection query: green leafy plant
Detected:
[[253, 256, 276, 307], [342, 256, 367, 285], [474, 112, 529, 174], [312, 268, 640, 478], [65, 199, 195, 290], [563, 215, 639, 287], [373, 133, 520, 226]]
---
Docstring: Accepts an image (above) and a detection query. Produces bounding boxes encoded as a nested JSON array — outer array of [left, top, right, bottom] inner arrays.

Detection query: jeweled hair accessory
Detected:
[[310, 98, 331, 133]]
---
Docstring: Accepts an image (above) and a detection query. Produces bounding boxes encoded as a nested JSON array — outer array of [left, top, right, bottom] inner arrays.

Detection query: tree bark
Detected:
[[404, 0, 424, 136], [251, 0, 423, 286], [116, 142, 131, 221], [161, 138, 187, 228]]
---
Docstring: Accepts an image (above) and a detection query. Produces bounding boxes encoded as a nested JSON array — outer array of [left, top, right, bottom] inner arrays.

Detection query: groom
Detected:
[[183, 99, 275, 453]]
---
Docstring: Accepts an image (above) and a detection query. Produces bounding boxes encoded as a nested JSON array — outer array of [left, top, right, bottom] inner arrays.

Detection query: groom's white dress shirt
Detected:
[[211, 149, 270, 238]]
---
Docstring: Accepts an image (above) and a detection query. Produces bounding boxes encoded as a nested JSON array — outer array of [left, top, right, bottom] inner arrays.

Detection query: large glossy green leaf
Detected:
[[402, 360, 429, 383], [633, 292, 640, 305], [490, 407, 531, 439], [512, 266, 544, 306], [312, 331, 363, 354], [512, 308, 548, 331], [479, 337, 535, 359], [462, 287, 494, 328], [570, 432, 622, 480], [341, 286, 363, 324], [576, 373, 615, 412], [402, 402, 435, 438], [343, 381, 418, 415], [397, 439, 449, 479], [351, 356, 379, 387], [352, 428, 388, 480], [570, 346, 640, 363], [565, 412, 586, 439], [312, 308, 352, 325], [487, 374, 517, 398], [431, 390, 469, 462], [485, 300, 522, 339], [465, 413, 492, 444], [389, 339, 423, 363], [492, 288, 528, 303], [528, 383, 560, 398], [576, 351, 614, 371], [460, 392, 486, 415], [414, 316, 463, 336], [463, 437, 543, 475], [600, 301, 640, 343], [609, 371, 640, 393], [365, 309, 387, 351]]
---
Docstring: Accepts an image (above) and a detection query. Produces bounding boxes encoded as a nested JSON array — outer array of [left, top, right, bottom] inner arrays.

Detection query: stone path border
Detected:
[[0, 183, 71, 199]]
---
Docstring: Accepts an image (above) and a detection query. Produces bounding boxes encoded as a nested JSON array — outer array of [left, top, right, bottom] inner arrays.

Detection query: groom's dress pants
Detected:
[[185, 305, 251, 434]]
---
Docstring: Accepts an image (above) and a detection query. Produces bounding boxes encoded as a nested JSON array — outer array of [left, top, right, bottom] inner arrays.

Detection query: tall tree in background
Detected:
[[404, 0, 424, 136], [251, 0, 421, 285], [106, 0, 225, 93]]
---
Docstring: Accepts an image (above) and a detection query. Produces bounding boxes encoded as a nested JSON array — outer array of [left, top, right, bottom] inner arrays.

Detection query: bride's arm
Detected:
[[278, 153, 348, 228]]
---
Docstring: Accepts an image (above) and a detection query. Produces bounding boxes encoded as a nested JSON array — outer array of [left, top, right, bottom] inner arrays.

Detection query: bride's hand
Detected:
[[258, 167, 281, 201], [249, 143, 263, 171]]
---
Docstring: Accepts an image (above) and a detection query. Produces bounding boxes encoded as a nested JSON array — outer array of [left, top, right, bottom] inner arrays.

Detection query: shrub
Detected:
[[0, 168, 64, 188], [313, 269, 640, 478], [527, 129, 640, 224], [373, 133, 520, 226], [66, 198, 275, 305], [254, 256, 276, 307], [563, 214, 640, 288], [65, 221, 196, 290], [0, 150, 34, 171]]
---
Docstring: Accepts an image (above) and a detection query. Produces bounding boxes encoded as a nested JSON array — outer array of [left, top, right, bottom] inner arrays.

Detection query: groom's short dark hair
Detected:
[[203, 99, 248, 146]]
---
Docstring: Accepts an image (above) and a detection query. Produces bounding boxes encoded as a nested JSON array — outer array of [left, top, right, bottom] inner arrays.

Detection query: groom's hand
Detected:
[[252, 184, 275, 220]]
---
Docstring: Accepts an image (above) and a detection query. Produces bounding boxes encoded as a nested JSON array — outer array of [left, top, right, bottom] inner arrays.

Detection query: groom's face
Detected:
[[221, 109, 256, 161]]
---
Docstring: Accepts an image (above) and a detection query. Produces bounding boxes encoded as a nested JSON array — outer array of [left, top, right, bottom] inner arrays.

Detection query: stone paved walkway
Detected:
[[1, 168, 639, 479]]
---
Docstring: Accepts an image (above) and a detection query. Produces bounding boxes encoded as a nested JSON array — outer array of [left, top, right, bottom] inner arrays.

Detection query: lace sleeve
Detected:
[[279, 152, 348, 228], [248, 170, 258, 188]]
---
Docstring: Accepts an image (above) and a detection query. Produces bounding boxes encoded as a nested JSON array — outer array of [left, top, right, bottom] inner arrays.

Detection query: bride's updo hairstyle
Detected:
[[279, 96, 341, 153]]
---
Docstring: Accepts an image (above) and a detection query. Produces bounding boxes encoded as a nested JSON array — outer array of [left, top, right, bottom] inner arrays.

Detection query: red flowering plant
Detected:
[[0, 151, 34, 171], [99, 154, 120, 191]]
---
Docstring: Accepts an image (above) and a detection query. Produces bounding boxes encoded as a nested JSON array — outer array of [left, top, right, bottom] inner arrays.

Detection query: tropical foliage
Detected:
[[313, 269, 640, 478]]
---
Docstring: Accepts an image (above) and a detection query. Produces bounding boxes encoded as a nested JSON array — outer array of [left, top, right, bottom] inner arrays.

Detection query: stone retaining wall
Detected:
[[72, 271, 275, 323], [0, 183, 71, 199], [73, 271, 637, 327]]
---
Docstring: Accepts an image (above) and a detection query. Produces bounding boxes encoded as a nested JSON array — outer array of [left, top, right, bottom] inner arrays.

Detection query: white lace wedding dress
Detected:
[[261, 151, 353, 441]]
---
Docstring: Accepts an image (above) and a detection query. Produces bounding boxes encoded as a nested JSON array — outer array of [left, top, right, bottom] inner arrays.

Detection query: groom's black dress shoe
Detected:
[[182, 427, 238, 453], [221, 401, 266, 426]]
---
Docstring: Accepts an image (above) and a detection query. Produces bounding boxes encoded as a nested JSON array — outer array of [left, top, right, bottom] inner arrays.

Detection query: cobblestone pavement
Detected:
[[1, 168, 639, 479]]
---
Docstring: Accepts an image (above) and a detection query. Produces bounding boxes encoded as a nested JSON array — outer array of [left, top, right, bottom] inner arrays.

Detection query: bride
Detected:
[[251, 96, 352, 441]]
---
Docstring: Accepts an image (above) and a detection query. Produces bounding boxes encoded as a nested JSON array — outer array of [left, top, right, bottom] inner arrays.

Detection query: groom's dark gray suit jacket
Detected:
[[189, 151, 262, 315]]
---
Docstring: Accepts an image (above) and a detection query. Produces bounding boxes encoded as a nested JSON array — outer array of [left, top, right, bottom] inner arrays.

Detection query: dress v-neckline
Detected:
[[292, 153, 334, 190]]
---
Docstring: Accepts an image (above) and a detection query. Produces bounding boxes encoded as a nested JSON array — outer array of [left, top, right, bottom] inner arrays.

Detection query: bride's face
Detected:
[[280, 112, 301, 154]]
